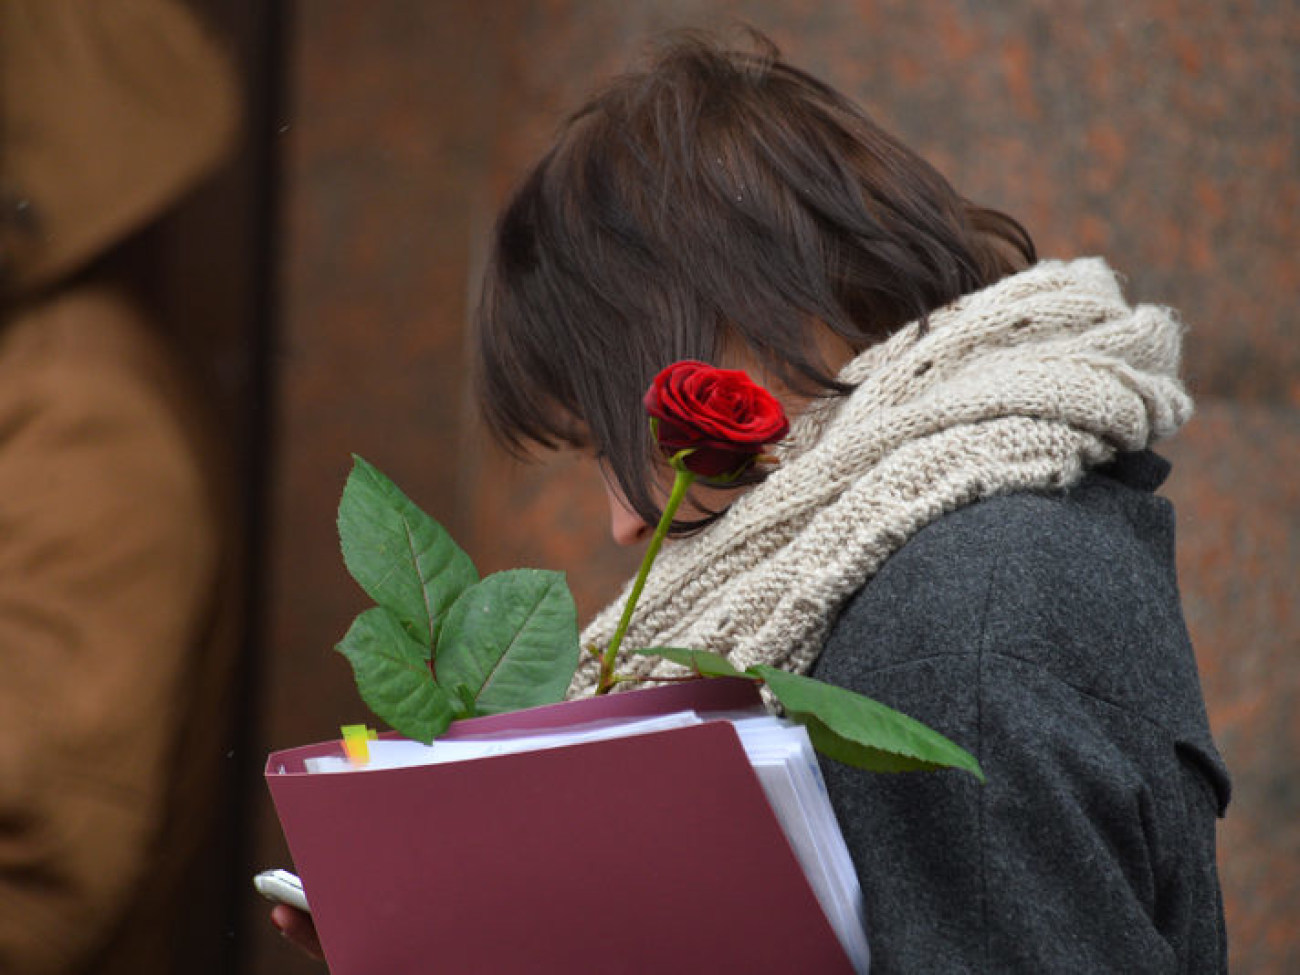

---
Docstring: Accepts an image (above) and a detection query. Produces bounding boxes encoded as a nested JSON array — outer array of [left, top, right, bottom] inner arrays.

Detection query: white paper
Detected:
[[303, 711, 707, 773]]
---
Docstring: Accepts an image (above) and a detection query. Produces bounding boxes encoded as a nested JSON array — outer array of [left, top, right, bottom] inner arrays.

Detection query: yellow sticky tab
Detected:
[[340, 724, 378, 766]]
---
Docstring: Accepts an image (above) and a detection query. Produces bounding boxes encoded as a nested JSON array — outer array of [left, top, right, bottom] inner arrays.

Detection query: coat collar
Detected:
[[0, 0, 238, 299]]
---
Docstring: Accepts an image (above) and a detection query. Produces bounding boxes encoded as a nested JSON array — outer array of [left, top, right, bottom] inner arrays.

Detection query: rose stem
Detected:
[[596, 466, 695, 694]]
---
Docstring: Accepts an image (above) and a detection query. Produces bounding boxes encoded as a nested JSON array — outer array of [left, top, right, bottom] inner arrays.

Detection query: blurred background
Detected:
[[3, 1, 1295, 972]]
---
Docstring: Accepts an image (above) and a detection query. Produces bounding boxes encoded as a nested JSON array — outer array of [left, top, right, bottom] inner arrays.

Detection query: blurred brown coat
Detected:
[[0, 2, 242, 972]]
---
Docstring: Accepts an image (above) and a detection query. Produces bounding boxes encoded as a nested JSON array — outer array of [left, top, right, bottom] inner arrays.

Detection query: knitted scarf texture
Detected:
[[570, 257, 1192, 696]]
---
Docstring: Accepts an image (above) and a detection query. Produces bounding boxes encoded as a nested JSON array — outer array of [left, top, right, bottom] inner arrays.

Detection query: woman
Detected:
[[279, 31, 1229, 972]]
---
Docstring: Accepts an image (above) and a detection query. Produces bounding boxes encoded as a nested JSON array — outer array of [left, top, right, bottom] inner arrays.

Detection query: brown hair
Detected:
[[476, 30, 1035, 528]]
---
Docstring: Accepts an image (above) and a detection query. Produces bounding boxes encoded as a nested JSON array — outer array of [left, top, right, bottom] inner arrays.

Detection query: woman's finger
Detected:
[[270, 904, 325, 960]]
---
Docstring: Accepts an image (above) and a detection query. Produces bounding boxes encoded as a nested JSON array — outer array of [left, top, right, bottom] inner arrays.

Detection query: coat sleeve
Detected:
[[810, 484, 1228, 974], [0, 297, 219, 975]]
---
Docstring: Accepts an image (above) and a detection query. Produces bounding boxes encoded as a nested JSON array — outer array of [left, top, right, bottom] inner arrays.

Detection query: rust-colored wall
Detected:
[[245, 2, 1298, 972]]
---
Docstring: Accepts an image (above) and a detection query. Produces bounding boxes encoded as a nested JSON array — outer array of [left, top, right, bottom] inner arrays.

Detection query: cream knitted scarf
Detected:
[[570, 258, 1192, 695]]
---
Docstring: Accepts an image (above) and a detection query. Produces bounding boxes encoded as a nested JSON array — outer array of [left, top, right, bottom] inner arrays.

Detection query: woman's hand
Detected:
[[270, 904, 324, 960]]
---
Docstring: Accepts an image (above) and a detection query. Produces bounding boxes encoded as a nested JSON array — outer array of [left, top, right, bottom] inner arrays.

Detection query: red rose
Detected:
[[643, 360, 790, 477]]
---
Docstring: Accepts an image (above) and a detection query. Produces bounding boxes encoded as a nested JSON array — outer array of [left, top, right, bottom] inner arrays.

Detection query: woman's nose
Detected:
[[604, 481, 652, 546]]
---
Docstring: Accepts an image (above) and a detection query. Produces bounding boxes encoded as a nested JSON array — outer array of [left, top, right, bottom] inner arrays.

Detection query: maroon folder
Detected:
[[265, 678, 856, 974]]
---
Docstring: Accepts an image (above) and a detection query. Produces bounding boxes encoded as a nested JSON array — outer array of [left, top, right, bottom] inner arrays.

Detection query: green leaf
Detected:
[[338, 456, 479, 650], [453, 684, 480, 719], [751, 666, 985, 781], [436, 569, 580, 715], [631, 646, 747, 679], [336, 607, 457, 743]]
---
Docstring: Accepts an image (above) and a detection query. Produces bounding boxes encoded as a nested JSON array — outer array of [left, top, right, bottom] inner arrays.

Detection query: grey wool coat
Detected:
[[811, 451, 1230, 974]]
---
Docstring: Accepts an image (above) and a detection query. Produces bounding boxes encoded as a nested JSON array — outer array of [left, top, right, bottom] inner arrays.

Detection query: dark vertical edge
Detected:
[[224, 0, 287, 970]]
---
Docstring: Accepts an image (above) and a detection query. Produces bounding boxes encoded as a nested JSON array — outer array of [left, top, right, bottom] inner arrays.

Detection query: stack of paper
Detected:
[[303, 708, 868, 972], [266, 677, 868, 974]]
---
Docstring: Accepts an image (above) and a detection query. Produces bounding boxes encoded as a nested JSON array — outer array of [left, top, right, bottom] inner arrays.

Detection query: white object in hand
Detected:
[[254, 868, 310, 914]]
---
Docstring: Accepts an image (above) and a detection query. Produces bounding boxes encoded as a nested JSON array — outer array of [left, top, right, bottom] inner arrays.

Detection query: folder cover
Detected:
[[265, 678, 856, 973]]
